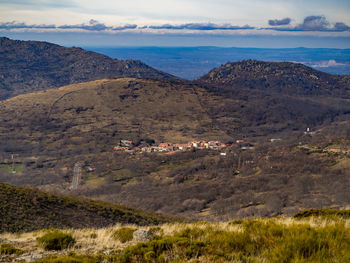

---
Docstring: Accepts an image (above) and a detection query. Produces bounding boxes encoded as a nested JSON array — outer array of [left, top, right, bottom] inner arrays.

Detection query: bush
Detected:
[[113, 227, 136, 243], [0, 243, 24, 255], [34, 255, 100, 263], [90, 233, 97, 239], [119, 236, 206, 262], [37, 230, 76, 250], [294, 208, 350, 219], [145, 139, 155, 145], [148, 226, 164, 236]]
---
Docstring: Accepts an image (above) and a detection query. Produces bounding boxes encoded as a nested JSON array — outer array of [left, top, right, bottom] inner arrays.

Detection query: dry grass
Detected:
[[1, 216, 348, 259]]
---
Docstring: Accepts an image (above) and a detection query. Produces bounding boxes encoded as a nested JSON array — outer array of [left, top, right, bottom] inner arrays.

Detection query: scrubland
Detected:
[[1, 209, 349, 262]]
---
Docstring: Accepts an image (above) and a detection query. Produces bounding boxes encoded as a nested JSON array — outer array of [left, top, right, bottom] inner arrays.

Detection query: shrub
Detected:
[[37, 230, 76, 250], [90, 233, 97, 239], [175, 226, 206, 240], [148, 226, 164, 238], [118, 236, 206, 262], [265, 223, 350, 262], [113, 227, 136, 243], [0, 243, 24, 255], [34, 255, 100, 263], [228, 219, 244, 225], [145, 139, 155, 145], [294, 208, 350, 219]]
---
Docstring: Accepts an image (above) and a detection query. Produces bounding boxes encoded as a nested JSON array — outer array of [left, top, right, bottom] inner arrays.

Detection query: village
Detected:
[[113, 139, 232, 155], [113, 139, 258, 155]]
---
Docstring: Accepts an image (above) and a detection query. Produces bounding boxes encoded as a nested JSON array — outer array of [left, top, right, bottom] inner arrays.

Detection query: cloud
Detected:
[[147, 23, 254, 30], [268, 18, 291, 26], [311, 60, 346, 68], [0, 17, 349, 35], [58, 19, 114, 31], [0, 21, 56, 29], [299, 16, 329, 30], [0, 20, 137, 32], [265, 16, 350, 32], [112, 24, 137, 31], [334, 22, 350, 31], [0, 20, 254, 32]]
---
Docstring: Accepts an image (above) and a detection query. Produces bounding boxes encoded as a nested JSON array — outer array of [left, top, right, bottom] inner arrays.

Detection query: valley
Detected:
[[0, 38, 349, 222]]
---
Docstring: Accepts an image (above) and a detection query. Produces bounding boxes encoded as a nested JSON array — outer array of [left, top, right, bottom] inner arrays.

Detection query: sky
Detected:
[[1, 0, 350, 47]]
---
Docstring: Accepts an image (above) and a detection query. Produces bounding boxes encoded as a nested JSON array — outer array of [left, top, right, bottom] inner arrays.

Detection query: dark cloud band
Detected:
[[147, 23, 254, 30], [0, 20, 254, 32], [268, 18, 291, 26], [266, 15, 350, 32], [1, 16, 349, 33]]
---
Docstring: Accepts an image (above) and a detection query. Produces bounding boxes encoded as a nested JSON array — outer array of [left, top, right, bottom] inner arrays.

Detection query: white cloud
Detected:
[[311, 60, 346, 68]]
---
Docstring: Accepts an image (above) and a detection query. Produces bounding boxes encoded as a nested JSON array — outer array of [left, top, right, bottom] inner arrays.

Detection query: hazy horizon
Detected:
[[1, 0, 349, 48]]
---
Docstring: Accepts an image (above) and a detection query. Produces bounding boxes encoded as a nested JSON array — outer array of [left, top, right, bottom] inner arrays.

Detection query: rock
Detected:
[[17, 253, 43, 262], [133, 229, 153, 242]]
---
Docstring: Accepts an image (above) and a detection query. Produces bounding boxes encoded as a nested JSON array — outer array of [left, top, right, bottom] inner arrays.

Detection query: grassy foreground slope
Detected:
[[0, 183, 175, 233], [0, 209, 349, 262]]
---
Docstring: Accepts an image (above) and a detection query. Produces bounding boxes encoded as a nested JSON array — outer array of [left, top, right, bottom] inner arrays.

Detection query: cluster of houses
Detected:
[[113, 140, 229, 155]]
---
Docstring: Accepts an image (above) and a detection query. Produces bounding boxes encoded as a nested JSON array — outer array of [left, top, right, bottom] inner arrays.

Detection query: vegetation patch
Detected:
[[294, 208, 350, 219], [2, 214, 348, 263], [34, 254, 100, 263], [0, 243, 24, 255], [115, 219, 350, 262], [113, 227, 136, 243], [37, 229, 76, 250]]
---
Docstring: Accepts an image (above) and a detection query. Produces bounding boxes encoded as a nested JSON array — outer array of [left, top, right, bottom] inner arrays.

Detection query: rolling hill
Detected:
[[0, 182, 174, 233], [0, 78, 233, 158], [196, 60, 350, 137], [197, 59, 350, 97], [0, 37, 178, 100]]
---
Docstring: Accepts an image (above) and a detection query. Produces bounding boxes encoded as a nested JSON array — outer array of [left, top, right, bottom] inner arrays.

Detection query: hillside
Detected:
[[0, 78, 233, 158], [0, 182, 174, 233], [197, 59, 350, 97], [0, 77, 349, 220], [0, 37, 178, 100], [196, 60, 350, 136]]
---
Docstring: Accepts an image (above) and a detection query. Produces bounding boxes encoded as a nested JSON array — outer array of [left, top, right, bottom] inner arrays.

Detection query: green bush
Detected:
[[37, 230, 76, 250], [0, 243, 24, 255], [228, 219, 244, 225], [294, 208, 350, 219], [145, 139, 155, 145], [90, 233, 98, 239], [118, 236, 206, 262], [34, 255, 100, 263], [175, 226, 206, 240], [113, 227, 136, 243]]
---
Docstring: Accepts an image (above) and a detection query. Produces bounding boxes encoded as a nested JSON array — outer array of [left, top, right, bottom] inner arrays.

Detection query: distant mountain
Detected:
[[197, 60, 350, 97], [0, 182, 174, 233], [87, 46, 350, 80], [196, 60, 350, 136], [0, 37, 179, 100]]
